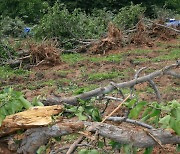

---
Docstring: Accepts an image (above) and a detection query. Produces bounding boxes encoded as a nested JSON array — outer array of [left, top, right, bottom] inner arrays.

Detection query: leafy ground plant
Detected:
[[0, 88, 43, 126]]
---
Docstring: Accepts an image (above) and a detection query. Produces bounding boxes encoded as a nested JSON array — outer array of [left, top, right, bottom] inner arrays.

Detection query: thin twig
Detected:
[[66, 135, 85, 154], [107, 117, 154, 129]]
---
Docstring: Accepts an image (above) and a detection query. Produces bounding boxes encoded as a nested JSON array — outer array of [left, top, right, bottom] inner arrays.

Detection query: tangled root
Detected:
[[89, 23, 123, 54], [29, 40, 61, 66]]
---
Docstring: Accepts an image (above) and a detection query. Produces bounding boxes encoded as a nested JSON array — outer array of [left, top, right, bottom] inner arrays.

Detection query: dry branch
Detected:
[[86, 122, 180, 148], [9, 120, 180, 153], [0, 105, 63, 137], [17, 121, 84, 154], [107, 116, 154, 129], [44, 61, 180, 105]]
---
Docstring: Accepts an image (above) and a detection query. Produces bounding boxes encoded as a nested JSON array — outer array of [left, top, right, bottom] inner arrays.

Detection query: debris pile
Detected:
[[89, 23, 124, 54]]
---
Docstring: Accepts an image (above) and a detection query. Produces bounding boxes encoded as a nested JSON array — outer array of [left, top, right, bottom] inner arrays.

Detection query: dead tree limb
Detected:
[[86, 122, 180, 148], [12, 121, 180, 153], [44, 61, 180, 106], [107, 117, 154, 129], [17, 121, 84, 154], [148, 80, 162, 102], [144, 19, 180, 33], [66, 135, 85, 154]]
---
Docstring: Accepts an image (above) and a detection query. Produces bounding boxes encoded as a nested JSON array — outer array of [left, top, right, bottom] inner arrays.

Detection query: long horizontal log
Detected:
[[44, 61, 180, 105], [16, 121, 180, 153], [87, 122, 180, 148]]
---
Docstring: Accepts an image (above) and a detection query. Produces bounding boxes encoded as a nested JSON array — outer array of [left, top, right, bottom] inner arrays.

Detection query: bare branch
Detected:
[[148, 80, 162, 102], [66, 135, 85, 154], [44, 62, 179, 106], [86, 122, 180, 148], [107, 117, 154, 129]]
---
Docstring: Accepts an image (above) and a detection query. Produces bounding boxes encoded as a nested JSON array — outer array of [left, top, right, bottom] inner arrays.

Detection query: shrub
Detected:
[[0, 0, 49, 23], [152, 5, 176, 20], [0, 39, 16, 61], [113, 3, 146, 29], [0, 16, 25, 38], [35, 2, 113, 41]]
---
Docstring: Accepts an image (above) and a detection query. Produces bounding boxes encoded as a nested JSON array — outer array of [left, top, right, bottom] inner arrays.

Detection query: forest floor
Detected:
[[0, 38, 180, 153]]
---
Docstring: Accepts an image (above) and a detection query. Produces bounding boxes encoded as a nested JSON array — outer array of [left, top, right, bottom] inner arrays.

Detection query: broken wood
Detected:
[[86, 122, 180, 148], [0, 105, 63, 137], [17, 121, 84, 154]]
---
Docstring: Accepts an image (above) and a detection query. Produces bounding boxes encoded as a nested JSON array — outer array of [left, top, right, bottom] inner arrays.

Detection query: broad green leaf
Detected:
[[142, 108, 152, 118], [159, 115, 171, 128], [169, 117, 180, 135], [125, 98, 137, 108], [75, 112, 87, 121], [129, 101, 147, 119], [78, 106, 85, 112]]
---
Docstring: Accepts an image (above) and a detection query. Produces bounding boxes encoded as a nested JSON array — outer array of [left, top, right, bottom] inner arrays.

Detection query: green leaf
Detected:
[[176, 144, 180, 152], [125, 98, 137, 108], [109, 140, 122, 150], [159, 115, 171, 128], [75, 112, 87, 121], [169, 117, 180, 135], [36, 145, 46, 154], [97, 141, 104, 148], [129, 101, 147, 119], [144, 147, 153, 154]]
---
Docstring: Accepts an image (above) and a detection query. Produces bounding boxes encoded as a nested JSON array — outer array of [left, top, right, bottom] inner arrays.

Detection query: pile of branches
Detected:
[[66, 19, 180, 55], [0, 61, 179, 153], [2, 40, 61, 68], [149, 20, 178, 40], [88, 22, 124, 54]]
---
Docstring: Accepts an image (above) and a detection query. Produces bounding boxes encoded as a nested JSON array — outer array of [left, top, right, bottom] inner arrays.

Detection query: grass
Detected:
[[153, 49, 180, 62], [73, 84, 98, 95], [61, 53, 86, 64], [89, 54, 123, 63], [0, 66, 30, 79], [88, 71, 120, 81], [128, 49, 153, 54]]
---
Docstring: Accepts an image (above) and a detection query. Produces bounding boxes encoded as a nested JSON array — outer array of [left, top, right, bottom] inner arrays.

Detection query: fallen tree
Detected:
[[44, 60, 180, 105]]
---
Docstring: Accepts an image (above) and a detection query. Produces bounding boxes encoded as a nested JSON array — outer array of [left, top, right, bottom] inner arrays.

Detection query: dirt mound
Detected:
[[89, 23, 123, 54], [29, 40, 61, 66]]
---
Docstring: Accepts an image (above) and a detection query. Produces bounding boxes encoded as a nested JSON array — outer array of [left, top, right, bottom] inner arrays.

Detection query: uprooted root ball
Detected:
[[89, 23, 124, 54], [29, 40, 61, 65]]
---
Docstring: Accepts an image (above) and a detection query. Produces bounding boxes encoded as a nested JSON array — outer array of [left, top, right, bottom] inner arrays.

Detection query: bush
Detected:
[[0, 39, 16, 61], [0, 16, 25, 38], [35, 3, 113, 41], [0, 0, 49, 23], [152, 5, 176, 20], [113, 3, 146, 29]]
